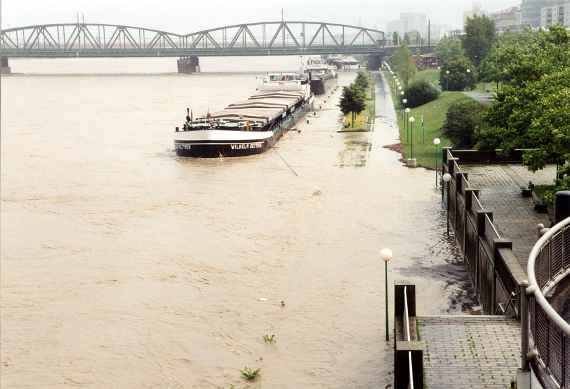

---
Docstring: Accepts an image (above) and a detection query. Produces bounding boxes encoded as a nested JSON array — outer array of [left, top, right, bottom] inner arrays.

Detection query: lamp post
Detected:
[[433, 138, 441, 188], [443, 173, 452, 235], [381, 248, 393, 342], [408, 116, 416, 158], [404, 108, 411, 142], [445, 70, 450, 91]]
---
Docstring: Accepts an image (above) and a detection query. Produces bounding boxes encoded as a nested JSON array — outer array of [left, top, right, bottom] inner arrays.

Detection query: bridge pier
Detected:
[[177, 56, 200, 74], [0, 57, 11, 74], [367, 55, 384, 71]]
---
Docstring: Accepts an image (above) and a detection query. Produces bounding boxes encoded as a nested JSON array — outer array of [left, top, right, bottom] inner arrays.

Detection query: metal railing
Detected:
[[442, 149, 526, 317], [526, 217, 570, 389], [403, 286, 415, 389]]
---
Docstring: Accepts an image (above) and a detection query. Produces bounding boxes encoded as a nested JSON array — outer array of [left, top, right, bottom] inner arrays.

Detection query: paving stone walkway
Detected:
[[418, 315, 520, 389], [461, 164, 556, 268]]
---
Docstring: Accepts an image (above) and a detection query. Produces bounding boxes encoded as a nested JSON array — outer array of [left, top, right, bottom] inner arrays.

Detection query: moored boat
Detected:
[[174, 73, 312, 157], [304, 58, 337, 95]]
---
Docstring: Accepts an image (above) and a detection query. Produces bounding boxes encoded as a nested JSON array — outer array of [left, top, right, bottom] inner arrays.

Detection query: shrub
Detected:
[[404, 80, 440, 108], [442, 99, 486, 147]]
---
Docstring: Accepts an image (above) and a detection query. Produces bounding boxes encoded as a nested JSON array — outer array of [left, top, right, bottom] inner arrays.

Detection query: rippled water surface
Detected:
[[1, 58, 474, 388]]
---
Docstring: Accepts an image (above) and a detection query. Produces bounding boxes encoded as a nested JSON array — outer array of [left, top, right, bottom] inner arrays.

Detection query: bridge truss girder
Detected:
[[0, 21, 391, 57]]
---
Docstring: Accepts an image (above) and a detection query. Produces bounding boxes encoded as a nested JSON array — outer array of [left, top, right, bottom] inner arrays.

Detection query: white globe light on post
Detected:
[[443, 173, 452, 235], [409, 117, 416, 159], [433, 138, 441, 188], [400, 91, 404, 96], [381, 248, 393, 342]]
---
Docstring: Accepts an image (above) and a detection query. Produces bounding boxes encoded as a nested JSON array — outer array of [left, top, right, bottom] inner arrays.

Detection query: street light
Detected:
[[445, 70, 450, 90], [404, 108, 411, 140], [381, 248, 393, 342], [402, 98, 408, 105], [433, 138, 441, 188], [409, 116, 416, 159], [443, 173, 452, 235]]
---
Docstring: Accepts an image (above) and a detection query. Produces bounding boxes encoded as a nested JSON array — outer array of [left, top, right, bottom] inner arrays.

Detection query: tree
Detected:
[[443, 99, 486, 147], [338, 84, 366, 127], [478, 26, 570, 87], [479, 27, 570, 171], [404, 80, 440, 108], [392, 32, 399, 46], [390, 45, 417, 88], [480, 68, 570, 171], [462, 15, 496, 66], [436, 36, 465, 65], [354, 71, 370, 92], [440, 55, 476, 91]]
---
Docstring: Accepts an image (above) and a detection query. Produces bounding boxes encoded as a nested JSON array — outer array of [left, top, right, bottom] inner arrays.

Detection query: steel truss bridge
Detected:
[[0, 21, 404, 58]]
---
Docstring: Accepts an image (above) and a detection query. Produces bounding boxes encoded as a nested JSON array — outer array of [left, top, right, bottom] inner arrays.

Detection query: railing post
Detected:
[[520, 280, 529, 371]]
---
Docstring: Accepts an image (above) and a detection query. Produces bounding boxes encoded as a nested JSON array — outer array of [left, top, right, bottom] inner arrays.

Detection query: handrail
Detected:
[[527, 217, 570, 336], [403, 286, 415, 389]]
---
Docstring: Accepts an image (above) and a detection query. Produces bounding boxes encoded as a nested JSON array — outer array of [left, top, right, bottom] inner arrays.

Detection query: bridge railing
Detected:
[[526, 217, 570, 389]]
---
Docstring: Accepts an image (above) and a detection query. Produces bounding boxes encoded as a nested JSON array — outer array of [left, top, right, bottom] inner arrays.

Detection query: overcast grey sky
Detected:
[[3, 0, 519, 32]]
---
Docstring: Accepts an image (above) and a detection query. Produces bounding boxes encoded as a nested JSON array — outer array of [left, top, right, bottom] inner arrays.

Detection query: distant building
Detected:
[[414, 53, 441, 70], [540, 2, 570, 27], [401, 12, 428, 37], [386, 12, 429, 42], [521, 0, 561, 27], [490, 6, 522, 32], [463, 2, 487, 26]]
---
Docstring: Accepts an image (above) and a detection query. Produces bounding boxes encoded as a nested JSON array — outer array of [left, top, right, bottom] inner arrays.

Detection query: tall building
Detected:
[[541, 2, 570, 27], [521, 0, 561, 27], [490, 6, 522, 32], [400, 12, 428, 37], [463, 2, 487, 26], [385, 12, 428, 41]]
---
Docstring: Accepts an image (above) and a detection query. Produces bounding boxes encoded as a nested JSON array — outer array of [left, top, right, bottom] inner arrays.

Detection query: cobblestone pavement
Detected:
[[461, 164, 556, 268], [418, 315, 520, 389]]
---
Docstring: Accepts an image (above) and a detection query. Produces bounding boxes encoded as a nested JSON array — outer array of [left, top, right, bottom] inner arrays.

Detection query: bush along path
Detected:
[[338, 70, 376, 132]]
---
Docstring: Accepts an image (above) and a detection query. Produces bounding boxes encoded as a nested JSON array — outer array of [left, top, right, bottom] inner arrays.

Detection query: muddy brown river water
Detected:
[[1, 57, 474, 388]]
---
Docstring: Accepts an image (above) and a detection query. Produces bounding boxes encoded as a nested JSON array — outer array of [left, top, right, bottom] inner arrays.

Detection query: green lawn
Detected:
[[385, 70, 475, 169]]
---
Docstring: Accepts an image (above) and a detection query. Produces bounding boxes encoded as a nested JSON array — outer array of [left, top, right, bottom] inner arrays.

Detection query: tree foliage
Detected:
[[436, 37, 465, 65], [443, 99, 486, 147], [354, 71, 370, 91], [462, 15, 496, 66], [479, 26, 570, 171], [339, 84, 367, 127], [440, 55, 476, 91], [404, 80, 440, 108], [390, 45, 417, 88]]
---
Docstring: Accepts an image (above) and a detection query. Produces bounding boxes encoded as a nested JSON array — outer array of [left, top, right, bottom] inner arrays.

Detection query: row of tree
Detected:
[[338, 71, 371, 128]]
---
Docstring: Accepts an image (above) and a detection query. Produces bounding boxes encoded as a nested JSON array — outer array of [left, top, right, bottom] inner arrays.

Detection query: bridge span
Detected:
[[0, 21, 406, 58]]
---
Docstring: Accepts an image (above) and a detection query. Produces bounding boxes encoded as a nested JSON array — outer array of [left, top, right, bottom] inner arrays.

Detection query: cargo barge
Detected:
[[174, 73, 312, 157]]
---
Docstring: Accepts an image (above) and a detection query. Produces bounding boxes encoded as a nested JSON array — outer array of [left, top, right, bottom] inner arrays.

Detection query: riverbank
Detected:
[[384, 70, 476, 169]]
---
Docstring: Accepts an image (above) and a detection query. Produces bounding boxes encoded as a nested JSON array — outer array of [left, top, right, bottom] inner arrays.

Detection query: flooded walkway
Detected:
[[1, 66, 474, 388]]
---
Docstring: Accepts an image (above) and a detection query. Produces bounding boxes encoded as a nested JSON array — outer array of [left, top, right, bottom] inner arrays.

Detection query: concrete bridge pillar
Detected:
[[177, 56, 200, 74], [0, 57, 11, 74], [367, 55, 383, 71]]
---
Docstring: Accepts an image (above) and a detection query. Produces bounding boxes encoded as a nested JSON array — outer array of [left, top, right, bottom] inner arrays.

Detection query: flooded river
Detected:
[[1, 58, 474, 388]]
